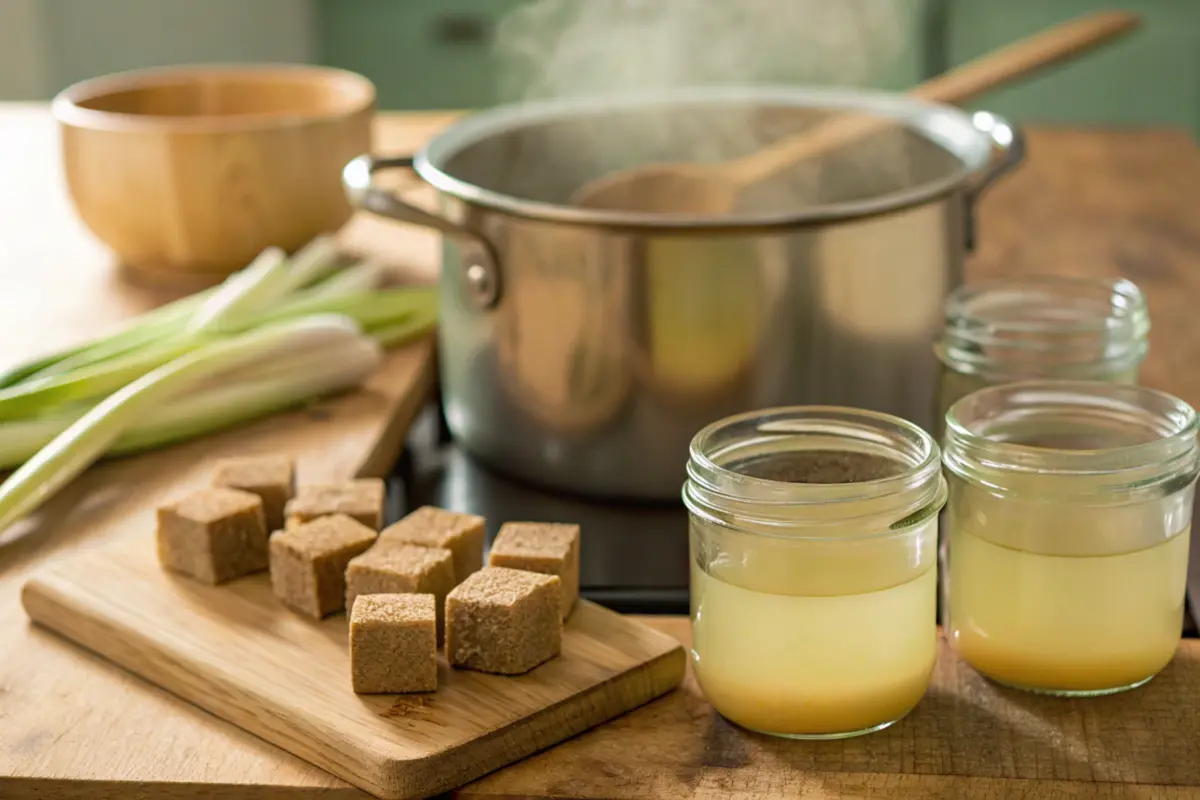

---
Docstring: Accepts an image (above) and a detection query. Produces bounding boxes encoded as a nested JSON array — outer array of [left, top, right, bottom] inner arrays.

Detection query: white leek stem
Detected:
[[0, 315, 363, 532], [188, 237, 342, 335], [186, 247, 288, 334], [306, 260, 388, 299], [13, 291, 211, 384], [0, 336, 381, 468], [8, 237, 343, 387], [281, 235, 343, 291], [0, 287, 434, 421], [114, 335, 381, 456], [0, 337, 205, 421]]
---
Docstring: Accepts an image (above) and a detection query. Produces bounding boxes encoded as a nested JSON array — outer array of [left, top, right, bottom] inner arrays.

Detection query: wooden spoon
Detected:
[[572, 11, 1140, 214]]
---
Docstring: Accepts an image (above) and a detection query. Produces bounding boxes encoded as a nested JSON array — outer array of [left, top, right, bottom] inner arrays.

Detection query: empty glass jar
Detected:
[[933, 276, 1149, 440], [943, 381, 1198, 695], [683, 406, 946, 739]]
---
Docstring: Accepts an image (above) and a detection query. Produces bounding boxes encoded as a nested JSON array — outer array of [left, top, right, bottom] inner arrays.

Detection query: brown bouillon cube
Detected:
[[211, 455, 296, 532], [380, 505, 485, 584], [284, 478, 385, 531], [445, 567, 562, 675], [488, 522, 580, 618], [346, 543, 455, 641], [350, 593, 438, 694], [269, 514, 376, 618], [156, 487, 268, 585]]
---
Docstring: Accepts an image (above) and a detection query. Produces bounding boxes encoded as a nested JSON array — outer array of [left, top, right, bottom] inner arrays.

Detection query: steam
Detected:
[[482, 0, 921, 211], [496, 0, 908, 102]]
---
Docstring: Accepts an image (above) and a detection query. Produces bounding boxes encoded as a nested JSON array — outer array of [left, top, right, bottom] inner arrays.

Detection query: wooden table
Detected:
[[3, 107, 1200, 799]]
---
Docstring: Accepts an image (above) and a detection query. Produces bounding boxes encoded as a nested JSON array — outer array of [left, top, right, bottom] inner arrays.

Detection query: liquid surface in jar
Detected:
[[690, 558, 936, 736], [948, 525, 1188, 692], [731, 450, 905, 483]]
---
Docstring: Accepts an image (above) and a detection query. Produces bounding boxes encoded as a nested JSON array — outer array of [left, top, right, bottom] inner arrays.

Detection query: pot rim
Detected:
[[412, 85, 1011, 230]]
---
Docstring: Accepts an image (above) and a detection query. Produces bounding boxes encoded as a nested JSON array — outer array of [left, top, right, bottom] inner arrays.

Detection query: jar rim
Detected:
[[936, 275, 1149, 378], [943, 380, 1199, 499], [684, 405, 945, 535]]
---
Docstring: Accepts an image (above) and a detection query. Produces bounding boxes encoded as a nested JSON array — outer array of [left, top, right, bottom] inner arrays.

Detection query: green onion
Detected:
[[279, 235, 344, 291], [6, 290, 211, 386], [370, 303, 439, 348], [0, 346, 90, 389], [115, 334, 381, 456], [0, 336, 205, 422], [0, 289, 435, 421], [17, 237, 342, 385], [246, 286, 437, 334], [0, 238, 439, 532], [305, 260, 387, 298], [187, 236, 341, 334], [0, 330, 383, 469], [0, 315, 365, 532], [186, 247, 288, 334]]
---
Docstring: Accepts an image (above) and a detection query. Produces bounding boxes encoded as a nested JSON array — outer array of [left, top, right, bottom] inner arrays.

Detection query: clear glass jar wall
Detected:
[[942, 381, 1198, 696], [683, 406, 946, 739], [934, 276, 1150, 439]]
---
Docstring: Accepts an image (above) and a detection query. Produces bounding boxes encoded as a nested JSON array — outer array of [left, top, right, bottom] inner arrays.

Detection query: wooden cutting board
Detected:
[[22, 540, 684, 800]]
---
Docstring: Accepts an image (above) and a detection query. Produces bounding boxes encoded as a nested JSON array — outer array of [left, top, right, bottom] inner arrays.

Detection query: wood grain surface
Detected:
[[22, 550, 684, 800], [4, 106, 1200, 800], [459, 618, 1200, 799]]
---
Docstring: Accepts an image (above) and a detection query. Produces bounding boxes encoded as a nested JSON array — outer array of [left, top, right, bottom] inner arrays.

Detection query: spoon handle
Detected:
[[913, 10, 1140, 105], [730, 10, 1141, 187]]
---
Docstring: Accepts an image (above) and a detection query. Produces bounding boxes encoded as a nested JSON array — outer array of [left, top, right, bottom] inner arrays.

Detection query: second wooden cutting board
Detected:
[[21, 538, 685, 800]]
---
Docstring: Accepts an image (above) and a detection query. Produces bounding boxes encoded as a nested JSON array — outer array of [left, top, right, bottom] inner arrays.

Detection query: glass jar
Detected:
[[943, 381, 1198, 696], [933, 276, 1149, 440], [683, 406, 946, 739]]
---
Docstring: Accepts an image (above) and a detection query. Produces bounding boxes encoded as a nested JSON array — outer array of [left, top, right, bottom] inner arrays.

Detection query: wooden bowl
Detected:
[[53, 65, 375, 288]]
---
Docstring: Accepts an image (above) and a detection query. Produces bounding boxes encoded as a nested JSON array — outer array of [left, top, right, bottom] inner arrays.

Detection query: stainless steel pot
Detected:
[[345, 87, 1023, 500]]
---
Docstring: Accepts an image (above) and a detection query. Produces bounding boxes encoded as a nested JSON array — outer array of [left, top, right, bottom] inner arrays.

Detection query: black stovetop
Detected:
[[387, 405, 691, 614]]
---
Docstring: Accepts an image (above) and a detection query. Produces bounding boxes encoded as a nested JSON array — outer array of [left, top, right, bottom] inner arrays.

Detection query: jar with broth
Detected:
[[943, 381, 1198, 695], [933, 276, 1149, 441], [683, 407, 946, 738]]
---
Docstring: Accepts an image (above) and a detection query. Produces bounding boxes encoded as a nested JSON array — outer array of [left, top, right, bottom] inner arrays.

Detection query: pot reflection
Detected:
[[628, 235, 778, 408], [493, 223, 634, 435]]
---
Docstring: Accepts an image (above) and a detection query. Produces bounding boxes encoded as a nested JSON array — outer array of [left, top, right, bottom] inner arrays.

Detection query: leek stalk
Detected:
[[0, 316, 365, 532], [187, 236, 342, 334], [0, 333, 384, 468], [0, 239, 438, 533], [4, 290, 211, 386], [0, 288, 435, 421]]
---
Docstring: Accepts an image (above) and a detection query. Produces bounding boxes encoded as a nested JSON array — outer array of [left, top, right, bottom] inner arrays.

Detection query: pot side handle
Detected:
[[343, 155, 503, 310], [964, 111, 1025, 252], [343, 155, 472, 238]]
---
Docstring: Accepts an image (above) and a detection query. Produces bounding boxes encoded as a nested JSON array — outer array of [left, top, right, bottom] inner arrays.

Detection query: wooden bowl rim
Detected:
[[52, 63, 376, 133]]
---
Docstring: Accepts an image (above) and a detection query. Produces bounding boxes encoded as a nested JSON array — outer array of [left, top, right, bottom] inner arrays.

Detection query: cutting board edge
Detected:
[[354, 337, 436, 480], [383, 641, 687, 799], [21, 573, 688, 800], [20, 571, 394, 794]]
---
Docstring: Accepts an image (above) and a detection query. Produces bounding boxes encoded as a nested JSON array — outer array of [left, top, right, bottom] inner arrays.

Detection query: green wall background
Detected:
[[316, 0, 1198, 137], [1, 0, 1194, 136], [941, 0, 1200, 131]]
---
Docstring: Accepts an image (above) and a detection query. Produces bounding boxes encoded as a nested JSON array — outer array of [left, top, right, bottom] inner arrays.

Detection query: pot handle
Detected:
[[964, 111, 1025, 251], [343, 155, 503, 310], [343, 155, 473, 238]]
